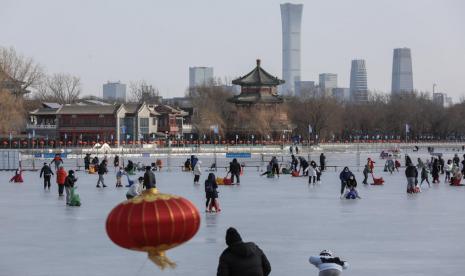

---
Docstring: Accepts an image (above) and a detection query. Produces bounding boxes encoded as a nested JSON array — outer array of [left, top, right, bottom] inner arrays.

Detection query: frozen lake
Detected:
[[1, 150, 465, 276]]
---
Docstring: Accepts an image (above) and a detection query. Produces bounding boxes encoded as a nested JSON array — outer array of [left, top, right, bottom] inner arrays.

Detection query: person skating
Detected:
[[309, 250, 349, 276], [344, 175, 361, 199], [56, 165, 67, 196], [193, 160, 202, 184], [184, 158, 191, 171], [405, 154, 412, 166], [367, 158, 375, 173], [84, 154, 91, 171], [439, 156, 445, 174], [299, 157, 309, 176], [291, 155, 299, 172], [116, 167, 124, 187], [96, 160, 108, 188], [217, 227, 271, 276], [405, 163, 419, 193], [308, 161, 317, 184], [394, 159, 401, 172], [320, 153, 326, 171], [420, 166, 430, 188], [113, 155, 120, 171], [126, 177, 143, 199], [417, 158, 424, 170], [271, 156, 280, 177], [64, 170, 77, 205], [125, 160, 135, 175], [229, 158, 241, 185], [461, 154, 465, 179], [205, 173, 220, 212], [339, 167, 354, 198], [40, 162, 54, 190], [362, 164, 370, 184], [431, 158, 440, 183], [143, 166, 156, 189], [445, 159, 453, 182], [453, 154, 460, 166], [260, 162, 273, 176], [50, 154, 63, 171]]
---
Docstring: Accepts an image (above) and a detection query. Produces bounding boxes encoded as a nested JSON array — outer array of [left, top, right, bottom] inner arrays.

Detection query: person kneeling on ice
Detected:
[[309, 250, 348, 276], [344, 175, 361, 199], [217, 227, 271, 276], [260, 161, 273, 177], [204, 173, 220, 212], [126, 177, 143, 199]]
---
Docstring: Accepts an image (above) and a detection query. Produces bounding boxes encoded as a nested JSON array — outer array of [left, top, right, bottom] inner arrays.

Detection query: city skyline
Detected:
[[1, 0, 464, 99], [391, 48, 414, 95]]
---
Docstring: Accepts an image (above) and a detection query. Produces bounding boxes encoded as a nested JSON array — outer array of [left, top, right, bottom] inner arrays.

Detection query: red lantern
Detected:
[[106, 188, 200, 269]]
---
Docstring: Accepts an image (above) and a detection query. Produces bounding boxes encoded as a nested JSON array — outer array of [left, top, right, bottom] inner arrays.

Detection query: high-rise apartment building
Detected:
[[281, 3, 303, 96], [350, 59, 368, 102], [189, 67, 214, 89], [391, 48, 413, 95], [102, 81, 127, 102]]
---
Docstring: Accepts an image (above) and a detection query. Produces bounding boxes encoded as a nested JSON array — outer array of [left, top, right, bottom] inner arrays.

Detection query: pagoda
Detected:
[[228, 59, 291, 137]]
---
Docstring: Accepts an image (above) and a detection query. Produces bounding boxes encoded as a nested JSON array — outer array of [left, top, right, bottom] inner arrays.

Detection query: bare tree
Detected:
[[0, 89, 25, 134], [35, 73, 81, 104], [129, 80, 160, 102], [0, 46, 44, 89]]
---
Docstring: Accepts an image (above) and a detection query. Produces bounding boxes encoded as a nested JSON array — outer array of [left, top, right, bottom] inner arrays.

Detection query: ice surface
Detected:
[[1, 150, 465, 276]]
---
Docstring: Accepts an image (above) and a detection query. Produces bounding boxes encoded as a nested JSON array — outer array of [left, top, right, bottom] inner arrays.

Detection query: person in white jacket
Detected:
[[126, 177, 143, 199], [193, 160, 202, 185], [309, 250, 348, 276]]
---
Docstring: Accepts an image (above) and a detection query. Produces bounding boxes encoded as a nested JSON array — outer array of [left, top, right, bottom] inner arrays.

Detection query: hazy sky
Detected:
[[1, 0, 464, 99]]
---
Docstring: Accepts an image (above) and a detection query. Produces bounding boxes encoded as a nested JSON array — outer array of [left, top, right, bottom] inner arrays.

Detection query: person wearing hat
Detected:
[[309, 250, 348, 276], [40, 162, 54, 190], [56, 165, 67, 196], [64, 170, 77, 205], [143, 166, 156, 189], [217, 227, 271, 276]]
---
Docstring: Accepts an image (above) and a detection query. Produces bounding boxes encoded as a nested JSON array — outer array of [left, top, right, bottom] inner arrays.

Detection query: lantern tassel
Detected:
[[148, 250, 177, 270]]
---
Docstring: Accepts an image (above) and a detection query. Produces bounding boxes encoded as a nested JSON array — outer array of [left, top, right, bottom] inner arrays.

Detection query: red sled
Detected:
[[371, 173, 384, 185], [451, 178, 463, 186], [223, 178, 232, 185], [291, 171, 300, 177]]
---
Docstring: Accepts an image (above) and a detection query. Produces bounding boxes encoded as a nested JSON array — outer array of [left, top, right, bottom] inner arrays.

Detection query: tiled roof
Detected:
[[57, 104, 118, 115], [232, 59, 284, 87]]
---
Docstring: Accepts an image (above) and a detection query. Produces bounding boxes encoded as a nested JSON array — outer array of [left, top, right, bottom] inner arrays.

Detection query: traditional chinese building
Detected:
[[228, 59, 291, 137]]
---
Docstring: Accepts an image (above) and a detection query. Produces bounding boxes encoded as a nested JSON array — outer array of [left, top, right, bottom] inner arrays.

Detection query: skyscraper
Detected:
[[391, 48, 413, 95], [319, 73, 337, 90], [189, 67, 214, 89], [281, 3, 303, 96], [350, 59, 368, 102], [103, 81, 127, 102]]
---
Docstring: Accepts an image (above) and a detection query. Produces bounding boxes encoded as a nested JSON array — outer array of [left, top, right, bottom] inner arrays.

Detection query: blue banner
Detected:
[[226, 152, 251, 158], [43, 153, 68, 159]]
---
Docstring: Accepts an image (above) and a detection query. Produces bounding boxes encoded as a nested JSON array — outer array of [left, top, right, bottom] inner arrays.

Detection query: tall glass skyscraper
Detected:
[[280, 3, 303, 96], [350, 59, 368, 102], [391, 48, 413, 95]]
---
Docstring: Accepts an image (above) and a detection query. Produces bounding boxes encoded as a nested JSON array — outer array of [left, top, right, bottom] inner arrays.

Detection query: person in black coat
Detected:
[[143, 166, 156, 189], [39, 162, 54, 190], [229, 158, 241, 184], [96, 160, 108, 188], [320, 153, 326, 171], [431, 158, 440, 183], [217, 227, 271, 276], [205, 173, 219, 212], [299, 157, 309, 176], [84, 154, 91, 171]]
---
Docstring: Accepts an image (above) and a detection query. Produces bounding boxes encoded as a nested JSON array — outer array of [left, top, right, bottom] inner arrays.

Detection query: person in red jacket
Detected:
[[9, 168, 23, 183], [56, 166, 67, 196]]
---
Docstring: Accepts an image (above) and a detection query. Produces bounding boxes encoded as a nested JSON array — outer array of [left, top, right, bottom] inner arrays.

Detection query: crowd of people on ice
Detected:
[[9, 145, 465, 275]]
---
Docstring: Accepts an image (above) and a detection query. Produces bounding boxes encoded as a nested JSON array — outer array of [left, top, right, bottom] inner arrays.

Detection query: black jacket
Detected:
[[217, 242, 271, 276], [205, 179, 218, 198], [40, 165, 54, 177], [405, 165, 418, 178], [64, 175, 77, 188], [230, 161, 241, 174], [144, 171, 156, 189], [98, 162, 107, 175]]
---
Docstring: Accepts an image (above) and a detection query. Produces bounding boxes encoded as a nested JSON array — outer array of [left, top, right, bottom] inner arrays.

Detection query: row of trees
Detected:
[[190, 85, 465, 141]]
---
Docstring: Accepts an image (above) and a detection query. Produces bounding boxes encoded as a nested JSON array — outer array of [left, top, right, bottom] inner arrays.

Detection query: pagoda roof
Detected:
[[232, 59, 284, 87]]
